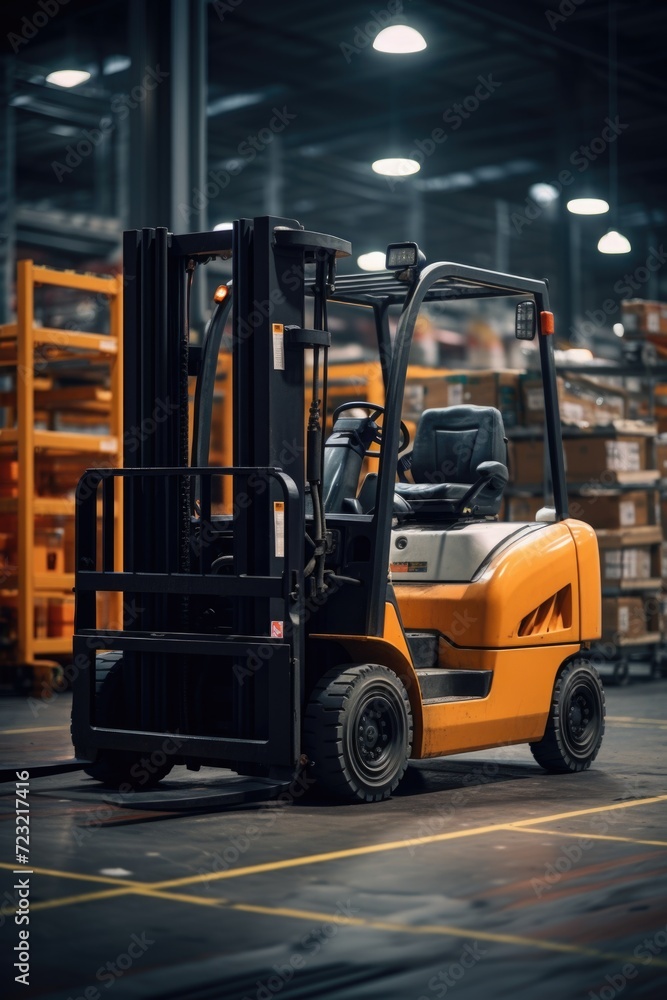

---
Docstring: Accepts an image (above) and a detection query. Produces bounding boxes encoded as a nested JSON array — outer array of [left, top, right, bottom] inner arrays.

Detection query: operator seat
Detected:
[[394, 405, 509, 517]]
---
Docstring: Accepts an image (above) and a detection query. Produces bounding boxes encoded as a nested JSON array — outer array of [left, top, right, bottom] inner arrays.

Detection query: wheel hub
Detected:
[[568, 694, 591, 737], [357, 703, 392, 763]]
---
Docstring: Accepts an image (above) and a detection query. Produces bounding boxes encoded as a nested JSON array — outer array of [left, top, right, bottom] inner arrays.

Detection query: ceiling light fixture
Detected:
[[566, 197, 610, 215], [529, 182, 559, 204], [596, 4, 631, 256], [45, 69, 91, 88], [598, 230, 631, 254], [372, 157, 420, 177], [357, 251, 387, 271], [373, 25, 427, 53]]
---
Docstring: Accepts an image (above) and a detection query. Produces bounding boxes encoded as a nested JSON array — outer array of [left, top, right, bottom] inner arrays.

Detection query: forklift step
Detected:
[[415, 667, 492, 702], [406, 631, 439, 668]]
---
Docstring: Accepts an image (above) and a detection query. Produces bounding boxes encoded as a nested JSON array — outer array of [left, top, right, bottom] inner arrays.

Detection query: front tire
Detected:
[[530, 660, 605, 773], [81, 652, 175, 791], [304, 663, 413, 803]]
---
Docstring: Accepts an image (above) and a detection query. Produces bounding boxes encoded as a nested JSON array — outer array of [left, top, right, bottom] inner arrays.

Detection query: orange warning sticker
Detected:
[[272, 323, 285, 370], [274, 501, 285, 558], [271, 620, 284, 639]]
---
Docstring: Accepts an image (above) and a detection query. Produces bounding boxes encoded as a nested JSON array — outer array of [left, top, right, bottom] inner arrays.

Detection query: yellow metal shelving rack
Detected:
[[0, 261, 123, 680]]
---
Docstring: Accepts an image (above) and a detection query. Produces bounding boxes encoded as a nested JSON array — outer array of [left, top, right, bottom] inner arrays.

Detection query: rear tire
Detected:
[[81, 652, 175, 791], [530, 660, 605, 773], [303, 663, 412, 803]]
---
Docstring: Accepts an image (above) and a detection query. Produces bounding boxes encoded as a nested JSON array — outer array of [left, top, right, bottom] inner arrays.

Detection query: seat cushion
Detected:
[[411, 405, 506, 485], [395, 481, 470, 501]]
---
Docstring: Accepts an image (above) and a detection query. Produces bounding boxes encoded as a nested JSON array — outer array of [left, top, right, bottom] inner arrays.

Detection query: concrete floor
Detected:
[[0, 683, 666, 1000]]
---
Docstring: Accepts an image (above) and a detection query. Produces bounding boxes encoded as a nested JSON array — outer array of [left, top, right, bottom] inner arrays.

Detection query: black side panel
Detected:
[[416, 668, 492, 701], [406, 632, 439, 669]]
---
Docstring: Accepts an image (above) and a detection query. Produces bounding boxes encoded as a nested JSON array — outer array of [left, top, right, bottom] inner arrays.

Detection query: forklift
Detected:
[[71, 217, 605, 803]]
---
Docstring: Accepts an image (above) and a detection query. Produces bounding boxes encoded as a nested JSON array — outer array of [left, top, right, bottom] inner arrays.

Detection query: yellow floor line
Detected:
[[0, 861, 147, 888], [31, 887, 132, 912], [31, 885, 226, 913], [0, 724, 70, 735], [607, 716, 667, 726], [29, 891, 667, 968], [15, 793, 667, 912], [232, 902, 667, 968], [508, 826, 667, 848], [152, 793, 667, 892], [133, 887, 226, 907], [611, 723, 667, 731]]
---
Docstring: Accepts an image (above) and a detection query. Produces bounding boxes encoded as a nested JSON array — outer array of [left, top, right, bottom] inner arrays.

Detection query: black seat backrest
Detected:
[[411, 405, 507, 486]]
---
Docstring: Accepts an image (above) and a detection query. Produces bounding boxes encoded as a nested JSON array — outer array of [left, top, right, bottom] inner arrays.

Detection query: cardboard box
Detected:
[[655, 438, 667, 477], [568, 491, 650, 529], [508, 439, 545, 485], [602, 597, 647, 639], [522, 374, 626, 428], [622, 300, 667, 336], [596, 526, 662, 588], [404, 369, 521, 428], [563, 435, 649, 481]]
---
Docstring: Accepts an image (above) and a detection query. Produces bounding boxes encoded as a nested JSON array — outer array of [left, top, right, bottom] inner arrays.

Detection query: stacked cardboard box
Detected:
[[404, 369, 522, 429], [508, 419, 661, 649], [602, 596, 660, 642], [522, 374, 627, 429], [596, 526, 662, 590], [509, 424, 658, 488], [622, 299, 667, 337]]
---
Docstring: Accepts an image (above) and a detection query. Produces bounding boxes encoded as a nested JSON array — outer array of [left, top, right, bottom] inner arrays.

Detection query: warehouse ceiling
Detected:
[[2, 0, 667, 326]]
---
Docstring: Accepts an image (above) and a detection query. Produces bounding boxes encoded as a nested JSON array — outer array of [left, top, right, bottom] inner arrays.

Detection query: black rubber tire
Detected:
[[303, 663, 413, 803], [81, 652, 175, 791], [530, 660, 605, 773]]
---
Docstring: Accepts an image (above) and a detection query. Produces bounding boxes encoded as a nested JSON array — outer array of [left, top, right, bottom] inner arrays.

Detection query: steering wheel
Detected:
[[332, 401, 410, 458]]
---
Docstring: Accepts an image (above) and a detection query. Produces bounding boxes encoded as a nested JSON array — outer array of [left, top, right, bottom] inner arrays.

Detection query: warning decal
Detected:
[[271, 620, 284, 638], [390, 561, 428, 574], [272, 323, 285, 370], [274, 501, 285, 558]]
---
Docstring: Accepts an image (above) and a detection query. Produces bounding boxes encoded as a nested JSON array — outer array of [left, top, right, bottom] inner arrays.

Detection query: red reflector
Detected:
[[540, 310, 555, 335]]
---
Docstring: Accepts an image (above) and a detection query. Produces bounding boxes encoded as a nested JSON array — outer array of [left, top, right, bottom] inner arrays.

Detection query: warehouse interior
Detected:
[[1, 1, 667, 998]]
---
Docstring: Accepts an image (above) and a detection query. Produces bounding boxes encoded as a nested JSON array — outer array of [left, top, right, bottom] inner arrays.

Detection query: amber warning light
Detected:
[[214, 284, 229, 303]]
